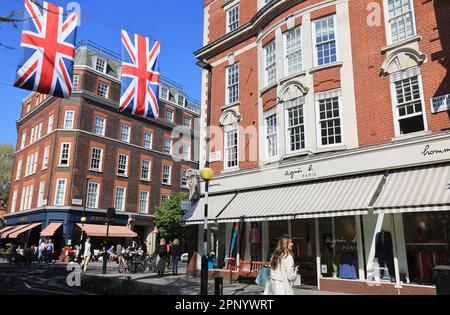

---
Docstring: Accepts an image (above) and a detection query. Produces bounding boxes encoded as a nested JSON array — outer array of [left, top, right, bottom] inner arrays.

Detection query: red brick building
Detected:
[[4, 42, 200, 252], [184, 0, 450, 294]]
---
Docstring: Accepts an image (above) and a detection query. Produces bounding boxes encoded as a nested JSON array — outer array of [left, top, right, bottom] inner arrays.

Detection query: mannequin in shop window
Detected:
[[339, 251, 357, 279], [375, 231, 395, 282]]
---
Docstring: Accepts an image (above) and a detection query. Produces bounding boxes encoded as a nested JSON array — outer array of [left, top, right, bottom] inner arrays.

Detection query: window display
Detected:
[[403, 212, 450, 284]]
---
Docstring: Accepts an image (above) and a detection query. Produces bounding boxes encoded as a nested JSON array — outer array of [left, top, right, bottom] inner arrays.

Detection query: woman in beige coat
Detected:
[[264, 234, 298, 295]]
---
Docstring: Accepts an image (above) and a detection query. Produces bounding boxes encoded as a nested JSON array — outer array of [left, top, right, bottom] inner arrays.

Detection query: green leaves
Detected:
[[154, 192, 188, 241]]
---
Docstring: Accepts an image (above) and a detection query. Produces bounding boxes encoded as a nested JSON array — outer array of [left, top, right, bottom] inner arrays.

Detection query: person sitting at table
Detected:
[[107, 245, 117, 261]]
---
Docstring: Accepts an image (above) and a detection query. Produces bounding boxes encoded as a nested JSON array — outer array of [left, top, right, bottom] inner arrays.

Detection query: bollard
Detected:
[[215, 277, 223, 295]]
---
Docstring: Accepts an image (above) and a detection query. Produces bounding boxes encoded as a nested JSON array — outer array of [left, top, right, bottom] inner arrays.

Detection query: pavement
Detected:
[[83, 261, 346, 295], [0, 261, 347, 295]]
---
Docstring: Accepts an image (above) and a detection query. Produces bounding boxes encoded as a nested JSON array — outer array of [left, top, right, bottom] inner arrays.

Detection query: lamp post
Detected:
[[102, 207, 115, 274], [80, 177, 92, 244], [196, 59, 213, 295]]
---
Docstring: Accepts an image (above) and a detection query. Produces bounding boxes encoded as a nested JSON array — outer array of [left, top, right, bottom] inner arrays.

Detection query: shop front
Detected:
[[182, 132, 450, 294]]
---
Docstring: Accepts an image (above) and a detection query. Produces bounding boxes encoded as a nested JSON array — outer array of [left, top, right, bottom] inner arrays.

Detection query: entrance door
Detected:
[[291, 219, 317, 286]]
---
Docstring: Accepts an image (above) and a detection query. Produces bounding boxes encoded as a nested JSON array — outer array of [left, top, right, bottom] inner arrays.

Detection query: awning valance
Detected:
[[1, 224, 29, 239], [0, 226, 15, 236], [76, 223, 137, 238], [8, 223, 42, 239], [40, 222, 63, 237], [216, 174, 383, 223], [373, 164, 450, 214], [180, 193, 237, 225]]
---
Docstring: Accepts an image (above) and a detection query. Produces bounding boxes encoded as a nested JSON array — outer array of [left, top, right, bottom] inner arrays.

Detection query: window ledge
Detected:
[[279, 71, 307, 85], [280, 150, 312, 161], [309, 62, 343, 74], [391, 130, 431, 142], [259, 83, 278, 96], [140, 178, 152, 182], [313, 144, 348, 154], [221, 101, 240, 111], [221, 167, 240, 174], [162, 183, 172, 187], [117, 174, 128, 178], [89, 169, 103, 173], [381, 35, 421, 54], [58, 165, 69, 168]]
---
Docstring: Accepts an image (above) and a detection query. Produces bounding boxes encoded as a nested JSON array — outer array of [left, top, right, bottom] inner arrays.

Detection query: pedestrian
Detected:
[[171, 239, 182, 275], [264, 234, 298, 295], [46, 238, 55, 264], [38, 239, 47, 265], [80, 237, 92, 272], [156, 238, 168, 276], [166, 241, 172, 271]]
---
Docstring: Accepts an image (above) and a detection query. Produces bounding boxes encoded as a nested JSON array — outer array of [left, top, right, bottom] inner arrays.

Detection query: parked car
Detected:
[[181, 253, 188, 262]]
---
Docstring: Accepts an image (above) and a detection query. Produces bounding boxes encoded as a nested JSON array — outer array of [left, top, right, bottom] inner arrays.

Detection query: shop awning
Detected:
[[216, 174, 384, 223], [373, 164, 450, 214], [76, 223, 137, 238], [8, 223, 42, 239], [0, 226, 15, 236], [0, 224, 29, 239], [40, 222, 63, 237], [180, 193, 237, 225]]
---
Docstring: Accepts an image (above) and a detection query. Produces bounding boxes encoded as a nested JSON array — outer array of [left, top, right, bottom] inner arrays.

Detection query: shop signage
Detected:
[[90, 216, 111, 223], [209, 151, 221, 162], [284, 165, 317, 180], [72, 199, 83, 206], [420, 144, 450, 157], [18, 216, 28, 222]]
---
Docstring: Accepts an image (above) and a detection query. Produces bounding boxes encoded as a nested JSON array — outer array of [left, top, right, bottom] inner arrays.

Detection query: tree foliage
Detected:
[[0, 144, 14, 204], [154, 192, 189, 241]]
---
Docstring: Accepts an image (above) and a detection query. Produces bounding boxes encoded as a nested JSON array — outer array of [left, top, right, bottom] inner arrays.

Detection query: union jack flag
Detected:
[[120, 30, 160, 118], [14, 0, 78, 98]]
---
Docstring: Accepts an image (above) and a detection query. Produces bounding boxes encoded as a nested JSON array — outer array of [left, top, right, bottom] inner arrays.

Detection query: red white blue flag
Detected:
[[119, 30, 160, 118], [14, 0, 78, 98]]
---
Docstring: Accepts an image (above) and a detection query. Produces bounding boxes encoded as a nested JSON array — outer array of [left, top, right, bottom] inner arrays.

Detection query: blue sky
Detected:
[[0, 0, 204, 146]]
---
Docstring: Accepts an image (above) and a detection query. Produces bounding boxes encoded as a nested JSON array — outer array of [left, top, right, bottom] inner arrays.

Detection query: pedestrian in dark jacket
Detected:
[[171, 239, 182, 275], [156, 238, 168, 276]]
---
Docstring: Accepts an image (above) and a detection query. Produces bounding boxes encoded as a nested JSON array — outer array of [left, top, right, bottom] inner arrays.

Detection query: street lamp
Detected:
[[102, 206, 115, 274], [196, 59, 213, 295], [80, 177, 92, 244]]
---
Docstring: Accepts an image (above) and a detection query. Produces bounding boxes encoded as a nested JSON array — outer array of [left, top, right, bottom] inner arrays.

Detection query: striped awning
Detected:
[[180, 193, 236, 225], [373, 164, 450, 214], [40, 222, 63, 237], [76, 223, 137, 238], [8, 223, 42, 239], [216, 174, 383, 223], [0, 224, 29, 239], [0, 226, 15, 236]]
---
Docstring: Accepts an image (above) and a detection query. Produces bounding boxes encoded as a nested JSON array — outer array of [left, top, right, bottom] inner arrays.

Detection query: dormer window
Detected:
[[178, 95, 185, 106], [161, 87, 169, 100], [95, 56, 107, 73]]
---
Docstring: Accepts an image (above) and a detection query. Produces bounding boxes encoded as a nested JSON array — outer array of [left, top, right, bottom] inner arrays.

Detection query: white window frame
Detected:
[[54, 179, 66, 206], [285, 98, 306, 154], [48, 115, 54, 134], [264, 109, 278, 160], [143, 131, 153, 149], [21, 133, 26, 149], [312, 15, 338, 67], [161, 194, 169, 204], [178, 95, 186, 106], [226, 63, 239, 104], [42, 145, 50, 170], [141, 159, 151, 181], [38, 180, 45, 207], [64, 110, 75, 129], [164, 138, 173, 154], [224, 123, 239, 169], [315, 92, 344, 148], [97, 81, 109, 98], [16, 159, 22, 180], [183, 144, 191, 161], [114, 186, 126, 211], [30, 126, 35, 144], [37, 122, 42, 140], [11, 190, 18, 213], [139, 190, 149, 214], [86, 182, 100, 209], [383, 0, 417, 45], [227, 4, 240, 33], [284, 26, 303, 76], [181, 170, 188, 188], [165, 108, 174, 123], [89, 147, 103, 172], [120, 125, 131, 143], [264, 40, 276, 86], [94, 116, 106, 136], [32, 151, 38, 174], [183, 116, 192, 129], [58, 142, 71, 167], [117, 154, 129, 177], [73, 74, 79, 90], [162, 165, 171, 185], [94, 56, 107, 74], [160, 87, 169, 100], [390, 72, 428, 136]]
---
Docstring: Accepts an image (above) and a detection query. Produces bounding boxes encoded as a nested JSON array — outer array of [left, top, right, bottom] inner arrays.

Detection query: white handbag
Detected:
[[293, 273, 301, 287]]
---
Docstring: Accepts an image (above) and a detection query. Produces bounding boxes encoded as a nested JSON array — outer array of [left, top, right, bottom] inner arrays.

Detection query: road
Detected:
[[0, 262, 75, 295]]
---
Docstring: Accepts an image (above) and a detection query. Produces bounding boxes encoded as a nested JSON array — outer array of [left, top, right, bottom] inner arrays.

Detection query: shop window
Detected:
[[319, 216, 359, 280], [403, 212, 450, 285]]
